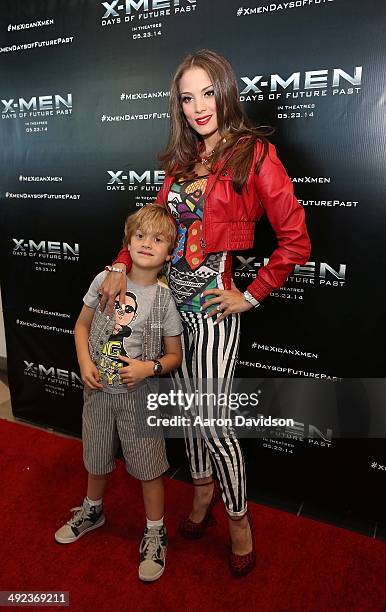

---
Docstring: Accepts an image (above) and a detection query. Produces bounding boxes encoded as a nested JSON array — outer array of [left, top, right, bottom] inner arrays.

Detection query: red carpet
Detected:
[[1, 419, 385, 612]]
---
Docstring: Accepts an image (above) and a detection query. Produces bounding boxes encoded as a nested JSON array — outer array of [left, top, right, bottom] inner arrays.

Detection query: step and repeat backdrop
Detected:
[[0, 0, 385, 516]]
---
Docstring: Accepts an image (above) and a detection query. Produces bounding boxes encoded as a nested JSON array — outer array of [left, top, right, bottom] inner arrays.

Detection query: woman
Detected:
[[100, 49, 311, 576]]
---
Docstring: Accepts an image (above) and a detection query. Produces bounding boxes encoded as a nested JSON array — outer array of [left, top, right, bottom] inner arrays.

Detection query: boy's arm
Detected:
[[119, 334, 182, 388], [156, 335, 183, 375], [75, 305, 103, 390]]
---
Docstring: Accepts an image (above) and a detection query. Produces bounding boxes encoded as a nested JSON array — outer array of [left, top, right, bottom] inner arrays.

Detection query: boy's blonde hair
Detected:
[[124, 205, 177, 254]]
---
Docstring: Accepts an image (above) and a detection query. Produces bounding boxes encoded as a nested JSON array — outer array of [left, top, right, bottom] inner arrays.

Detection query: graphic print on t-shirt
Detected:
[[167, 176, 231, 311], [98, 291, 138, 386]]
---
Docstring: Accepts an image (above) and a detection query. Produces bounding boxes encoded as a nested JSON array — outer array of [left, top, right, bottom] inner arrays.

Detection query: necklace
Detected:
[[200, 148, 216, 167], [199, 137, 227, 167]]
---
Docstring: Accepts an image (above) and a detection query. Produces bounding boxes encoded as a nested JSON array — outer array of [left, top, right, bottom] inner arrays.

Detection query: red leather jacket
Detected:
[[115, 140, 311, 302]]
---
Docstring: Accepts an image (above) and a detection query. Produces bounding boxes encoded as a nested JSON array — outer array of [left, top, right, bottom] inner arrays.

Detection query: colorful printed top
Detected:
[[166, 175, 232, 312]]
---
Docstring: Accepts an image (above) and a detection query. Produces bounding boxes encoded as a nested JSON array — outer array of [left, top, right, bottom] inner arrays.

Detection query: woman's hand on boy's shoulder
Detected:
[[99, 264, 127, 315], [119, 355, 153, 388]]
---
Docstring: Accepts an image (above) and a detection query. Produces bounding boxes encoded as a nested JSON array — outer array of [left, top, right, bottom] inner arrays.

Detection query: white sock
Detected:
[[147, 516, 164, 529], [86, 496, 103, 507]]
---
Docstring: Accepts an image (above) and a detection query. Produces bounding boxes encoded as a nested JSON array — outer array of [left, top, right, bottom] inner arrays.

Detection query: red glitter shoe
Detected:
[[179, 479, 222, 540], [229, 509, 256, 576]]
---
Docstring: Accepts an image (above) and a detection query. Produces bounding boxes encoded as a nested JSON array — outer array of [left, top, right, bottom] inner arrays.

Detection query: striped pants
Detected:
[[173, 310, 247, 517], [82, 383, 169, 481]]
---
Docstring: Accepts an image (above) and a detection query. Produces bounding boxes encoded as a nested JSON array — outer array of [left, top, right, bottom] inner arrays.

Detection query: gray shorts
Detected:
[[82, 382, 169, 481]]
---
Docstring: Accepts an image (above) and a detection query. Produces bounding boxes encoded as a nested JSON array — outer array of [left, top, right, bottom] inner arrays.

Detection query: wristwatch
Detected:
[[153, 360, 163, 376], [243, 290, 260, 308]]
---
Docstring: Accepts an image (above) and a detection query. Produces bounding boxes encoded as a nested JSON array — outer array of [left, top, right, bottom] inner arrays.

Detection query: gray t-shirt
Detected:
[[83, 271, 182, 391]]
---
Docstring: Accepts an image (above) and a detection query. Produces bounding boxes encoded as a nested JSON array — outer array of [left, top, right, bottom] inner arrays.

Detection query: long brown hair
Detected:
[[158, 49, 272, 193]]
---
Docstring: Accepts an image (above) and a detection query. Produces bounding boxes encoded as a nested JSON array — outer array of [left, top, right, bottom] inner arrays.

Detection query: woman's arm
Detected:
[[98, 263, 128, 314], [247, 142, 311, 302], [202, 142, 311, 321]]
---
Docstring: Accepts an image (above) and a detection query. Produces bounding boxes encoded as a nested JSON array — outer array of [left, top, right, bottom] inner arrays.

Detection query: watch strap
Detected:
[[153, 359, 163, 375]]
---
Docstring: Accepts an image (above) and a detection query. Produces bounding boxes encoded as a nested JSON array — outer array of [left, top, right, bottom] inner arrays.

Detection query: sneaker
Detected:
[[138, 525, 168, 582], [55, 497, 105, 544]]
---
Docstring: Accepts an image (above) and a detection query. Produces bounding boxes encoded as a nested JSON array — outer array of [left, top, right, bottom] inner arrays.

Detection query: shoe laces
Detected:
[[142, 527, 162, 559], [67, 503, 91, 527]]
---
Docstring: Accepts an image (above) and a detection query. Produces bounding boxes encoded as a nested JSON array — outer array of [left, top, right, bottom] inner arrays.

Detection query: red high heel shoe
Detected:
[[229, 509, 256, 576], [179, 479, 222, 539]]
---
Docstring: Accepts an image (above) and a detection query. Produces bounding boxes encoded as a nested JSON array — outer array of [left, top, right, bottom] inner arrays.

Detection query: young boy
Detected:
[[55, 206, 182, 583]]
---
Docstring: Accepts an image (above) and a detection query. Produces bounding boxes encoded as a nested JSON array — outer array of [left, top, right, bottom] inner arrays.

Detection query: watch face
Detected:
[[154, 361, 162, 375]]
